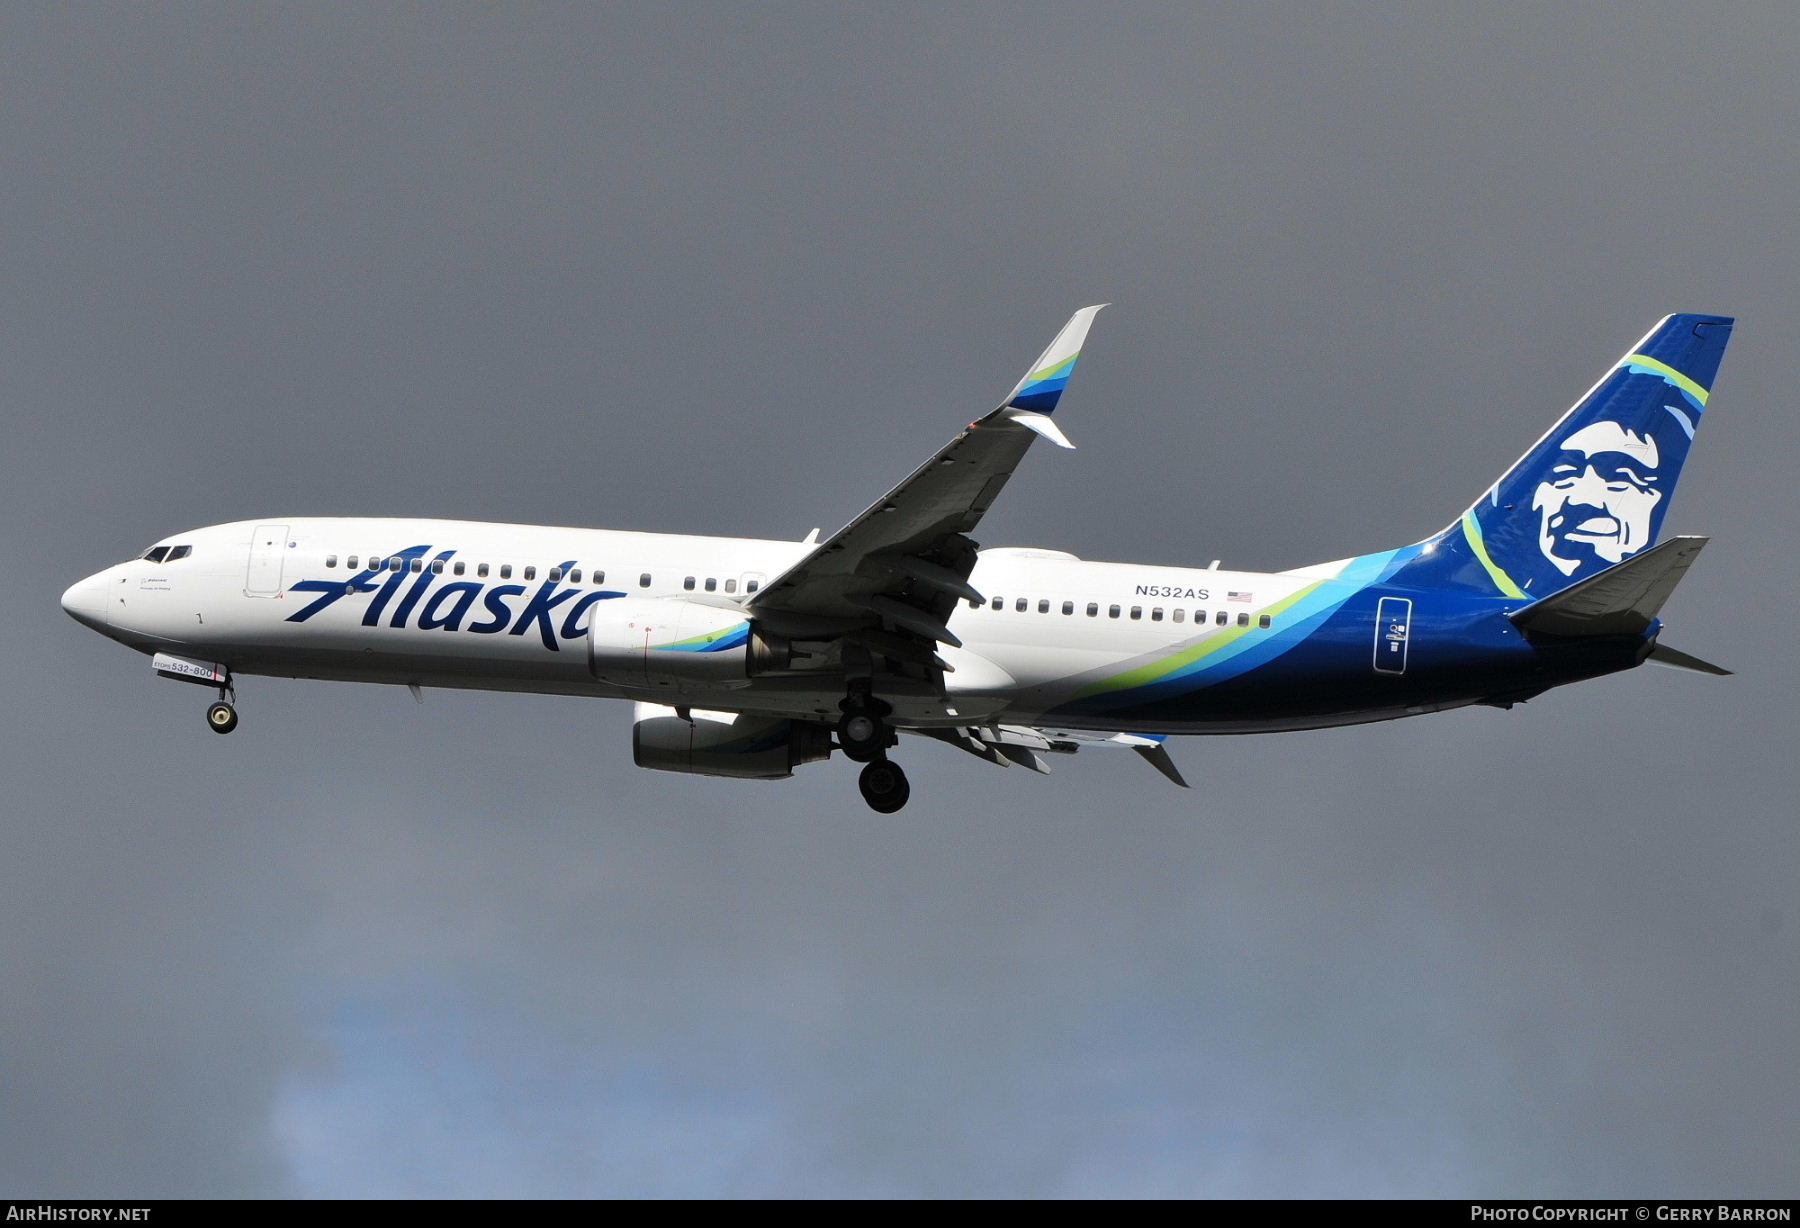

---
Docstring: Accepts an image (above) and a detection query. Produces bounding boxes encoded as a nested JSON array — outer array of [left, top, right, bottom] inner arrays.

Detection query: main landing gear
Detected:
[[840, 689, 909, 813], [206, 678, 238, 735], [858, 759, 910, 814]]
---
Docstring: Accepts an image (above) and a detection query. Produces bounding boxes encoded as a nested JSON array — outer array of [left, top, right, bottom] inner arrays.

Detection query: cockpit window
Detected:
[[166, 545, 191, 561], [141, 544, 192, 563]]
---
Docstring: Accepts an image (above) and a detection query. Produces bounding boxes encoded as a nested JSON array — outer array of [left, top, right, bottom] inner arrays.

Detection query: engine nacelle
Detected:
[[632, 703, 832, 780], [589, 597, 754, 688]]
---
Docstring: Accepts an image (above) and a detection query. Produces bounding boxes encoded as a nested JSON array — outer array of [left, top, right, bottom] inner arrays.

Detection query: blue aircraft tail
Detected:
[[1382, 313, 1733, 599]]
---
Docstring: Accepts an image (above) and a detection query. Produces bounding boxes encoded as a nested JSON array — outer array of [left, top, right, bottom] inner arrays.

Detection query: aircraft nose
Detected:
[[60, 571, 111, 632]]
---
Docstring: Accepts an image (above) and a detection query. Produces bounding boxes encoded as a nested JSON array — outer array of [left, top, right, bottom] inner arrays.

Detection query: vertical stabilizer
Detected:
[[1382, 314, 1732, 598]]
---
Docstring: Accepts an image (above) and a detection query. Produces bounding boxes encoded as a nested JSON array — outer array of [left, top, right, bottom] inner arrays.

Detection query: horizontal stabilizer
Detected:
[[1647, 642, 1732, 676], [1509, 535, 1708, 638], [1132, 741, 1190, 789]]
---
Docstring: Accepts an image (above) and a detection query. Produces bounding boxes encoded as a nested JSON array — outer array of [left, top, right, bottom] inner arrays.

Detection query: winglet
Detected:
[[1004, 304, 1106, 415], [1003, 408, 1077, 449]]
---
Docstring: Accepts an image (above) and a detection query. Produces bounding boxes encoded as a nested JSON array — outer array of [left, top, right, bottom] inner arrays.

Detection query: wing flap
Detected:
[[911, 723, 1190, 788]]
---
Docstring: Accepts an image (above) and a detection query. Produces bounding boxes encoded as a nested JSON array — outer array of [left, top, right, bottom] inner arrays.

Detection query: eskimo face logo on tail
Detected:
[[283, 546, 624, 650], [1530, 421, 1664, 576], [1471, 370, 1699, 596]]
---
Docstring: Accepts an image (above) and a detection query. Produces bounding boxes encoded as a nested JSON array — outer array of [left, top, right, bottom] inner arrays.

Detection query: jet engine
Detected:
[[631, 702, 832, 779]]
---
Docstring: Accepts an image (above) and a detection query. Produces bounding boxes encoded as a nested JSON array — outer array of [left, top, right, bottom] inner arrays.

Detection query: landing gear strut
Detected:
[[206, 678, 238, 735], [836, 690, 893, 763], [840, 687, 909, 811]]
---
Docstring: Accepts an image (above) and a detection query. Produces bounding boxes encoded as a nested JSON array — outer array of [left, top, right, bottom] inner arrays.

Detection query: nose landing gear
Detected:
[[205, 678, 238, 734]]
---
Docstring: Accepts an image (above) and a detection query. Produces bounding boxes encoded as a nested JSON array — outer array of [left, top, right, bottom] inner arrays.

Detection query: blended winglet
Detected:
[[1004, 304, 1106, 415]]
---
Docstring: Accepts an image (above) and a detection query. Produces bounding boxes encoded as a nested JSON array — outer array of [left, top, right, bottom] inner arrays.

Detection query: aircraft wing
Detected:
[[746, 306, 1105, 668]]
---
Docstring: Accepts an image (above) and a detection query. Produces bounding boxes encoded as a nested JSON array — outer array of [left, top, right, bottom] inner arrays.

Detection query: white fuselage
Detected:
[[62, 517, 1317, 731]]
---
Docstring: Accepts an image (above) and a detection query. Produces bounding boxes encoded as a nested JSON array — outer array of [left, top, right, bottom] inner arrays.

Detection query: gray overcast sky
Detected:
[[3, 2, 1794, 1199]]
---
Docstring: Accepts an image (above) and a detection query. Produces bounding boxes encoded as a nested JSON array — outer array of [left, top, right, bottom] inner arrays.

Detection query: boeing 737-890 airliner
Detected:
[[62, 308, 1733, 812]]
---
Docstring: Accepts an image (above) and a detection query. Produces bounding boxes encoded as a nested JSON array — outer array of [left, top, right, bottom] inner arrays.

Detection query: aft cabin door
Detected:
[[245, 523, 289, 597]]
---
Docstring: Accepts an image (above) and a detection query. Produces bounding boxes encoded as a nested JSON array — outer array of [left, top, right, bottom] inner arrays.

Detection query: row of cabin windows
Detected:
[[972, 595, 1271, 629], [324, 554, 598, 583], [319, 555, 761, 594], [683, 575, 759, 594]]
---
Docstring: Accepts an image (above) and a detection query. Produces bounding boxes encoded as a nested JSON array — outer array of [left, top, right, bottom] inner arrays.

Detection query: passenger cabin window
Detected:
[[1259, 614, 1272, 629], [390, 559, 404, 573], [1216, 611, 1228, 626], [567, 568, 580, 582], [639, 573, 652, 588], [1237, 612, 1250, 627], [1172, 609, 1185, 623], [1108, 604, 1121, 619], [1151, 608, 1163, 621], [325, 554, 338, 569], [745, 579, 759, 593], [592, 571, 605, 585], [1129, 606, 1142, 620], [499, 564, 513, 579], [1062, 601, 1074, 615], [1037, 599, 1050, 613], [724, 579, 736, 594], [477, 563, 490, 578], [683, 577, 695, 591], [346, 555, 359, 570], [453, 561, 465, 576], [1087, 603, 1098, 617], [990, 596, 1004, 611], [705, 577, 717, 592], [523, 566, 536, 581], [548, 568, 562, 582], [1015, 598, 1028, 613], [409, 558, 423, 573], [430, 560, 444, 574]]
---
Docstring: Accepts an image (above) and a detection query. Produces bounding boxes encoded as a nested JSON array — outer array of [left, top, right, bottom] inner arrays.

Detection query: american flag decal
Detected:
[[1227, 590, 1252, 603]]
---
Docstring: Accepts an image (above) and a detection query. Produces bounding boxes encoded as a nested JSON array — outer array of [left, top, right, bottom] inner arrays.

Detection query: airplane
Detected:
[[61, 308, 1734, 813]]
